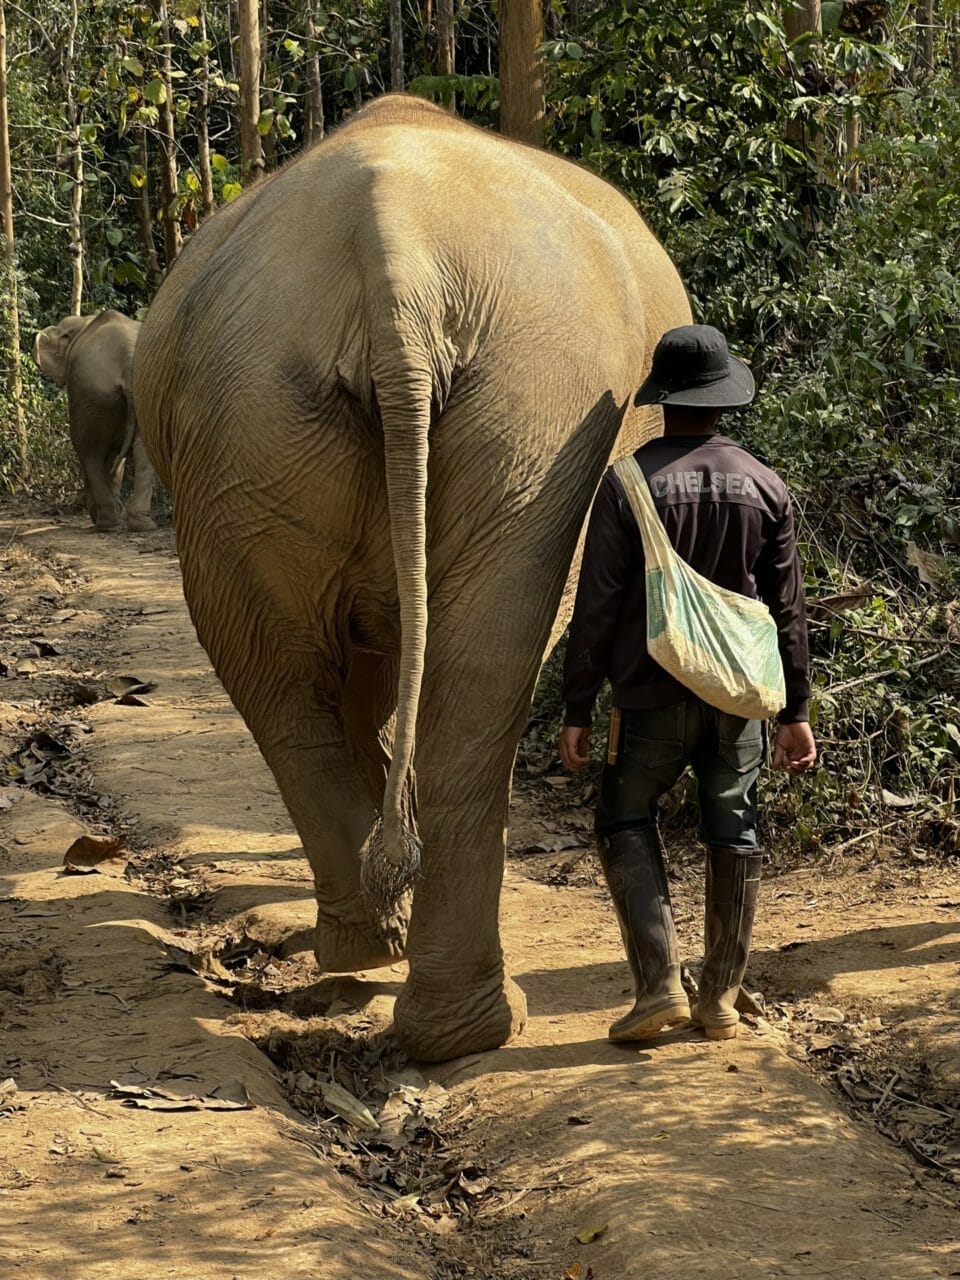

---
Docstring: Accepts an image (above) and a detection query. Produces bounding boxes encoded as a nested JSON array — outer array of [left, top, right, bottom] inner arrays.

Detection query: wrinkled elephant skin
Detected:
[[34, 310, 156, 532], [133, 95, 691, 1062]]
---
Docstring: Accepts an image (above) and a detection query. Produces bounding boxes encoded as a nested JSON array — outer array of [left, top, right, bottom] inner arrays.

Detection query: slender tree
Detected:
[[197, 0, 215, 216], [0, 0, 26, 477], [304, 4, 325, 145], [152, 0, 182, 264], [389, 0, 405, 90], [134, 129, 163, 287], [260, 0, 277, 171], [498, 0, 545, 144], [238, 0, 263, 181], [914, 0, 935, 81], [437, 0, 454, 75], [783, 0, 822, 152], [62, 0, 84, 312]]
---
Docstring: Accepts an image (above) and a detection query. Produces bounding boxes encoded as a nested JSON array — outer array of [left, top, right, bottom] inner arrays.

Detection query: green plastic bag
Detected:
[[613, 455, 785, 721]]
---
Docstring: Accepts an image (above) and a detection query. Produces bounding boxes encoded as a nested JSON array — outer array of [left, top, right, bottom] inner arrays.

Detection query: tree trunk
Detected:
[[498, 0, 544, 145], [152, 0, 182, 264], [304, 7, 324, 145], [783, 0, 822, 151], [951, 11, 960, 87], [390, 0, 405, 90], [63, 0, 84, 313], [421, 0, 433, 74], [914, 0, 935, 82], [260, 0, 276, 171], [437, 0, 454, 74], [843, 95, 861, 194], [238, 0, 263, 182], [783, 0, 822, 42], [135, 130, 163, 287], [197, 2, 215, 215], [0, 0, 26, 480]]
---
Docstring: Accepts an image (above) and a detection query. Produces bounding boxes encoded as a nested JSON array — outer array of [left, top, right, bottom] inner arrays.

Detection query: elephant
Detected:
[[133, 94, 691, 1062], [34, 310, 156, 532]]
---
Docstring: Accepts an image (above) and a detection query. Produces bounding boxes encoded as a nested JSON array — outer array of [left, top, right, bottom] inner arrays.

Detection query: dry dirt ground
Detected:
[[1, 512, 959, 1280]]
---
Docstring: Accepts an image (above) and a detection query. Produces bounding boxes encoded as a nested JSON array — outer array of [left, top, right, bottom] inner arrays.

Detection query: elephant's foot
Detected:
[[94, 518, 122, 533], [313, 904, 408, 973], [126, 513, 157, 532], [393, 971, 527, 1063]]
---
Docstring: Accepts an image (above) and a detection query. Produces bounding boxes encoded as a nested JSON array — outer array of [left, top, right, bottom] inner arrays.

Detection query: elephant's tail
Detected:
[[375, 356, 433, 881]]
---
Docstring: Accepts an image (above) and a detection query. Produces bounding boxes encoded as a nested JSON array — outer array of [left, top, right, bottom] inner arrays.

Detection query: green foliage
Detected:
[[1, 0, 957, 855], [527, 0, 960, 857]]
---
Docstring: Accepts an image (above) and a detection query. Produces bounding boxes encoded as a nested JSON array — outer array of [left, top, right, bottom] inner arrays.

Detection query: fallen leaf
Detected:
[[388, 1192, 422, 1213], [110, 1079, 252, 1112], [807, 585, 874, 619], [567, 1113, 594, 1126], [808, 1006, 845, 1025], [880, 789, 920, 809], [108, 675, 156, 697], [575, 1222, 609, 1244], [30, 638, 63, 657], [906, 542, 950, 587], [563, 1266, 583, 1280], [319, 1080, 380, 1131], [93, 1147, 123, 1164], [63, 834, 127, 877], [457, 1171, 491, 1197]]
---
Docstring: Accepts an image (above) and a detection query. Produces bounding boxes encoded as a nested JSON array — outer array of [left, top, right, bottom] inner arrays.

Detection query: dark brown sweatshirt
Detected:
[[562, 433, 810, 727]]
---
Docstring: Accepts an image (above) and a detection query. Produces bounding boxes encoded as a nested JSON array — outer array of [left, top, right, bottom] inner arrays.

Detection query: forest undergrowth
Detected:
[[3, 0, 958, 857]]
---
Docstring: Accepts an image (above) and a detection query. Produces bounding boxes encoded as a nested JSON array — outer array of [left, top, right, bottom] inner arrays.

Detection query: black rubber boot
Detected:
[[693, 847, 762, 1041], [597, 827, 690, 1041]]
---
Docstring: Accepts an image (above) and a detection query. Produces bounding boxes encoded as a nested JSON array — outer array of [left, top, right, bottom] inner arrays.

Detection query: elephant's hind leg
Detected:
[[125, 434, 157, 531], [181, 549, 406, 972]]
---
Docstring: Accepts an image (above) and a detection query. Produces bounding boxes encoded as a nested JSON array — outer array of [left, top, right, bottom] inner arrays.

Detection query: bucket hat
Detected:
[[634, 324, 755, 409]]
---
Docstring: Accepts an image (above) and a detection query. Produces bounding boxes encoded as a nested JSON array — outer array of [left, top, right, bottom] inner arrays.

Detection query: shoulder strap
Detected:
[[612, 456, 674, 568]]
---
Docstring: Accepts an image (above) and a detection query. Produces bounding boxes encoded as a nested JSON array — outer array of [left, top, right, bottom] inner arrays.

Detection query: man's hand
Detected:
[[773, 722, 817, 774], [559, 724, 592, 771]]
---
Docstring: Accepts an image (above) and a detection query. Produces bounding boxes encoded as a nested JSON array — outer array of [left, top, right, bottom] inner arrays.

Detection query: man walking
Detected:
[[559, 325, 816, 1042]]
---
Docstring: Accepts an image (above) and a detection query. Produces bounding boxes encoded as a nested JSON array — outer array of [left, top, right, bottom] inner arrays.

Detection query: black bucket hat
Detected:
[[634, 324, 755, 409]]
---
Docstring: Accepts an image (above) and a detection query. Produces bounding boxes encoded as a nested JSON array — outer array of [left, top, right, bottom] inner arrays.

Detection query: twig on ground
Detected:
[[49, 1081, 111, 1117]]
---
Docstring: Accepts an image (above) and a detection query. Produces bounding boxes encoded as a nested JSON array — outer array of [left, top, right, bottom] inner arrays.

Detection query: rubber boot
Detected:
[[692, 847, 762, 1041], [597, 827, 690, 1041]]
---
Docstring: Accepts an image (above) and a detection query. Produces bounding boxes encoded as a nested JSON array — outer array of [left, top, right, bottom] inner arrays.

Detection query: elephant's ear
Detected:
[[34, 327, 71, 387], [34, 316, 95, 387]]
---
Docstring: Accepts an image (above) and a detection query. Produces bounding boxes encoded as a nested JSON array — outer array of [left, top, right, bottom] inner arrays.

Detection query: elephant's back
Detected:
[[136, 94, 688, 482]]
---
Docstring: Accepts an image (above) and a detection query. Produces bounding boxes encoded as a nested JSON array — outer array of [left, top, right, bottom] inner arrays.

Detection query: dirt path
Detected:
[[2, 515, 958, 1279]]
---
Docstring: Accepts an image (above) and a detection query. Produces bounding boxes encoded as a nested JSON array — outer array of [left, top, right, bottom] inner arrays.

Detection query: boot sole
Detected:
[[703, 1023, 738, 1041], [608, 1001, 691, 1042]]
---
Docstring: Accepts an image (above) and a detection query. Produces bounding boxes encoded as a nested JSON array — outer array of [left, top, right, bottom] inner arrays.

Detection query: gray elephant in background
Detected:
[[34, 310, 156, 531]]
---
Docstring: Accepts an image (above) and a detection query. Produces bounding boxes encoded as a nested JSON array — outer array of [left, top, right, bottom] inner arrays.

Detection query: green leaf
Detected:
[[121, 56, 145, 77], [128, 165, 147, 191], [575, 1222, 609, 1244], [144, 77, 167, 106], [590, 109, 603, 138], [821, 1, 843, 32], [343, 66, 357, 91], [184, 171, 200, 192], [565, 41, 584, 60], [105, 227, 123, 246], [221, 181, 242, 202], [210, 153, 229, 172], [257, 108, 275, 136]]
